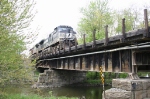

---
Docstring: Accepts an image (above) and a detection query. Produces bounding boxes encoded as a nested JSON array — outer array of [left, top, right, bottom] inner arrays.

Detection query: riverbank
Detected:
[[0, 93, 78, 99], [0, 85, 78, 99]]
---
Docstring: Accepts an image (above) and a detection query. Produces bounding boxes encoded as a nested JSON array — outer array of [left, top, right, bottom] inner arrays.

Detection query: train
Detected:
[[30, 25, 78, 61]]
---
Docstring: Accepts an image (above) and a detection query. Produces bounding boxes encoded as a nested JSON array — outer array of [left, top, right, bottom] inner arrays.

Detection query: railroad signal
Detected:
[[100, 67, 105, 99], [100, 67, 104, 84]]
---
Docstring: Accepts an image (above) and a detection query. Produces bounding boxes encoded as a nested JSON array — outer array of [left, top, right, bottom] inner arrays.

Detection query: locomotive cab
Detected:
[[57, 25, 76, 41], [49, 25, 77, 49]]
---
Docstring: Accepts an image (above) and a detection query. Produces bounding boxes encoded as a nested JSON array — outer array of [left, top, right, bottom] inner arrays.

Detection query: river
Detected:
[[3, 85, 111, 99]]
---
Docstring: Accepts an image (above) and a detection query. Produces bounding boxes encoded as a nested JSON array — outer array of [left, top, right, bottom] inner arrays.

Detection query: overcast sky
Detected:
[[30, 0, 150, 47]]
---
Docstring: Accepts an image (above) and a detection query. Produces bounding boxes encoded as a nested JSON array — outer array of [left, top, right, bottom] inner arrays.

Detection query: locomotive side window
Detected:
[[58, 28, 67, 32], [53, 27, 57, 34], [52, 30, 57, 40], [49, 34, 51, 42]]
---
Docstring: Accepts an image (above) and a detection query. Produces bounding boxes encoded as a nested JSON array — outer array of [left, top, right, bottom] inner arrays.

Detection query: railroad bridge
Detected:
[[34, 9, 150, 99], [36, 9, 150, 75], [37, 26, 150, 75]]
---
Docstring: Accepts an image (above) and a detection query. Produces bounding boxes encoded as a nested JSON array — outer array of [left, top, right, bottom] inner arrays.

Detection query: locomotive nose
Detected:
[[68, 33, 71, 38]]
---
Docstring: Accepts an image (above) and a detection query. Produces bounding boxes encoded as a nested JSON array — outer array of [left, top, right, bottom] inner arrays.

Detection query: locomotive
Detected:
[[30, 25, 77, 61]]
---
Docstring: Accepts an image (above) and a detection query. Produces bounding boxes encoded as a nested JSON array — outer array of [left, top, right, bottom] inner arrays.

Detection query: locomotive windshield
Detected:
[[58, 27, 73, 33]]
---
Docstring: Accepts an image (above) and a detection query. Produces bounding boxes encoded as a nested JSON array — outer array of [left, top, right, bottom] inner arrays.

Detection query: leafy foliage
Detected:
[[86, 71, 99, 80], [77, 0, 150, 44], [85, 72, 128, 84], [77, 0, 114, 44], [0, 0, 35, 86], [114, 8, 143, 35]]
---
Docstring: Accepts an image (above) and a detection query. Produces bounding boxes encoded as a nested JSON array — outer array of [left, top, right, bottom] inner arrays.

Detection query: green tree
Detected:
[[114, 8, 140, 34], [114, 5, 150, 35], [77, 0, 114, 44], [0, 0, 35, 86]]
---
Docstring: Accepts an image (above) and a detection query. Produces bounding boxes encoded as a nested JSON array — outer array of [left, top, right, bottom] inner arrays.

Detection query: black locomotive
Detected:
[[30, 25, 77, 61]]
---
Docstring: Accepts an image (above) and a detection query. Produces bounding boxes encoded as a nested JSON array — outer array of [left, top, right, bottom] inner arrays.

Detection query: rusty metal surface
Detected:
[[95, 54, 100, 71], [64, 58, 68, 69], [144, 9, 149, 37], [121, 50, 131, 72], [75, 57, 80, 70], [100, 53, 105, 72], [112, 51, 120, 72], [93, 29, 96, 48], [69, 58, 74, 70], [38, 46, 150, 73], [135, 52, 150, 65], [105, 25, 108, 45]]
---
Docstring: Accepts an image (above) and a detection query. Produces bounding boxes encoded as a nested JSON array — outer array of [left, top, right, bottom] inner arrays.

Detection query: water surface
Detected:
[[3, 85, 111, 99]]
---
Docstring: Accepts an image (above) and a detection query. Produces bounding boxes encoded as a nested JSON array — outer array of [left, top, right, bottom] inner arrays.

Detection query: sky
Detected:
[[29, 0, 150, 48]]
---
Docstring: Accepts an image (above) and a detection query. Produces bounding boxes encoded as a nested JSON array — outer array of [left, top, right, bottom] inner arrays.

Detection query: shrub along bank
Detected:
[[83, 72, 150, 85]]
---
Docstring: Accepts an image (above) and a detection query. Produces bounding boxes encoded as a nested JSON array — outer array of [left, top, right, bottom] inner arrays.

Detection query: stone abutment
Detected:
[[104, 79, 150, 99], [33, 69, 87, 88]]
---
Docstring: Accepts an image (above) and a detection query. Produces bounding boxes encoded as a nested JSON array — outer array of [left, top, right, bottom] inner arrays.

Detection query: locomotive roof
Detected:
[[56, 25, 73, 29], [39, 39, 45, 45]]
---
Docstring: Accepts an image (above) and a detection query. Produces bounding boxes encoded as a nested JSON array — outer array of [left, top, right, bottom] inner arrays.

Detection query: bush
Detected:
[[119, 73, 128, 78], [0, 92, 7, 99], [86, 72, 99, 80]]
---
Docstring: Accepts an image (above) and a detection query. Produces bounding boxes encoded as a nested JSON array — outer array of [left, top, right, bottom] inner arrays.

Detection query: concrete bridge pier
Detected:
[[104, 78, 150, 99], [32, 69, 87, 88]]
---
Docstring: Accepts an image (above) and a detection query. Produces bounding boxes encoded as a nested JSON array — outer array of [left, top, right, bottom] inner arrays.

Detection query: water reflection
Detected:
[[3, 85, 111, 99], [36, 86, 111, 99]]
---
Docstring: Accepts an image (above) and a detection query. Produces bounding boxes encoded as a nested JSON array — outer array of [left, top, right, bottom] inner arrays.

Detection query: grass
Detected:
[[6, 94, 44, 99], [0, 93, 78, 99]]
